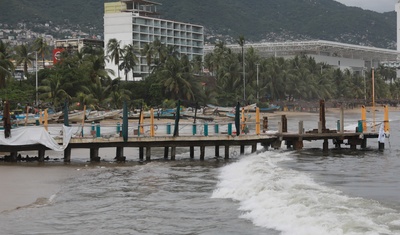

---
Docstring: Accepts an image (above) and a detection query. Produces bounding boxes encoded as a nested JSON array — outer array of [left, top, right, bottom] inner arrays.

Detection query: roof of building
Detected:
[[120, 0, 161, 5], [204, 40, 400, 62]]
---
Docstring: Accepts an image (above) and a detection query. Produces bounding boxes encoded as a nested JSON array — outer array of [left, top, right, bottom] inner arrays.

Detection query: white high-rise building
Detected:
[[104, 0, 204, 81], [396, 1, 400, 53]]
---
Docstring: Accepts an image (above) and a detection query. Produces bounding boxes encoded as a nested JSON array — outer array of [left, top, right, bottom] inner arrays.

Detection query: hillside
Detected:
[[0, 0, 396, 49]]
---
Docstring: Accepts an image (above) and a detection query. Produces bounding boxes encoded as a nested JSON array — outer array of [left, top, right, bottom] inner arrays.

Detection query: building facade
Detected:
[[104, 0, 204, 81]]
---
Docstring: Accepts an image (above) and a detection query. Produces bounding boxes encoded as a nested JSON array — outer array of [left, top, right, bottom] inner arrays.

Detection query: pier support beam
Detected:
[[171, 147, 176, 160], [64, 147, 71, 162], [215, 145, 220, 157], [200, 146, 205, 160], [146, 147, 151, 161], [272, 140, 282, 149], [8, 152, 17, 162], [90, 148, 100, 162], [115, 147, 125, 162], [164, 147, 169, 159], [323, 139, 329, 152], [38, 149, 45, 162], [379, 142, 385, 151], [361, 138, 367, 149], [139, 147, 144, 161], [190, 146, 194, 159], [251, 144, 257, 153], [225, 145, 229, 159], [293, 140, 303, 150], [240, 145, 245, 155]]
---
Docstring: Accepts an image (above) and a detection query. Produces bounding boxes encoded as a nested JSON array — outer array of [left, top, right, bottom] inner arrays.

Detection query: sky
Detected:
[[335, 0, 397, 13]]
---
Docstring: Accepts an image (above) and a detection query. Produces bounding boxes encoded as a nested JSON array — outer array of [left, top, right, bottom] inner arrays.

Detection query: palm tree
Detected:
[[0, 41, 14, 89], [33, 37, 48, 68], [14, 44, 35, 78], [119, 44, 139, 81], [106, 38, 124, 78], [141, 42, 154, 73], [39, 73, 71, 107], [79, 46, 114, 83], [159, 55, 195, 100]]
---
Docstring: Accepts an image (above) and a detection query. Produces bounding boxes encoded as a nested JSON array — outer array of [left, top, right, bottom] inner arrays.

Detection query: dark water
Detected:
[[1, 110, 400, 235]]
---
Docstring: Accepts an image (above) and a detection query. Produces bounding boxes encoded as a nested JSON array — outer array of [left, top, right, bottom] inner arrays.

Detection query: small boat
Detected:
[[85, 111, 105, 123], [103, 109, 123, 119], [206, 103, 257, 115], [257, 105, 281, 113], [56, 110, 91, 123], [225, 112, 252, 121]]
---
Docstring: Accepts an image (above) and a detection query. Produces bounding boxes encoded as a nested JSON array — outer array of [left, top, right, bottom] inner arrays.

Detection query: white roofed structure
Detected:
[[205, 40, 400, 73]]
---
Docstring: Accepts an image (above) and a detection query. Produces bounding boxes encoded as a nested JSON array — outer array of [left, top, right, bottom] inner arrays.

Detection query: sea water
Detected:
[[1, 110, 400, 235]]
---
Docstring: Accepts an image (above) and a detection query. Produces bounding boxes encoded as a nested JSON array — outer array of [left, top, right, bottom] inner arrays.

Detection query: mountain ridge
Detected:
[[0, 0, 396, 49]]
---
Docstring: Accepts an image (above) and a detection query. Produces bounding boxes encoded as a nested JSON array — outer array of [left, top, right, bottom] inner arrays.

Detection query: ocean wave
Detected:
[[212, 150, 400, 235]]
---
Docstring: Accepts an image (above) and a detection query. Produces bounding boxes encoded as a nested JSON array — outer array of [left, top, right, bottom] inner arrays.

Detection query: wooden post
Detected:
[[319, 100, 326, 132], [340, 107, 344, 133], [139, 147, 144, 161], [263, 116, 268, 132], [293, 140, 303, 150], [281, 115, 287, 133], [379, 142, 385, 151], [150, 108, 155, 137], [240, 145, 245, 155], [361, 105, 367, 132], [190, 146, 194, 158], [215, 145, 220, 157], [384, 105, 389, 133], [90, 148, 100, 162], [298, 121, 303, 134], [361, 138, 367, 149], [255, 108, 260, 135], [146, 147, 151, 161], [251, 144, 257, 153], [9, 152, 17, 162], [164, 147, 169, 159], [225, 145, 229, 159], [38, 149, 45, 162], [318, 121, 322, 134], [64, 147, 71, 162], [171, 147, 176, 160], [323, 139, 329, 152], [115, 147, 125, 162], [200, 146, 205, 160]]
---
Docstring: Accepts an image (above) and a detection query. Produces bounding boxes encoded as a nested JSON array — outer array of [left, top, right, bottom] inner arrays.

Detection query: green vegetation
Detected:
[[0, 38, 399, 111], [0, 0, 396, 48]]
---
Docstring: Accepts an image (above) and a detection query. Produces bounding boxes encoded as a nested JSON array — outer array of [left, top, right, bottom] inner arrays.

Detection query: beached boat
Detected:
[[225, 112, 252, 121], [102, 109, 122, 119], [257, 105, 281, 113]]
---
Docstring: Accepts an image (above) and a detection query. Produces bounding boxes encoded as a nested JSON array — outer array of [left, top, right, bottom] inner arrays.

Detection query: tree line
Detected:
[[0, 37, 399, 112]]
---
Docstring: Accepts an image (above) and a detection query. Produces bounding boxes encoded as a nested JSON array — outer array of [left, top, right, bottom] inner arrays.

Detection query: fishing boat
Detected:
[[257, 105, 281, 113], [103, 109, 123, 119], [225, 112, 252, 121]]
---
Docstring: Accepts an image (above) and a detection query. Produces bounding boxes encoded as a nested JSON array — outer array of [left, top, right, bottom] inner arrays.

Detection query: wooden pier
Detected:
[[0, 101, 388, 162]]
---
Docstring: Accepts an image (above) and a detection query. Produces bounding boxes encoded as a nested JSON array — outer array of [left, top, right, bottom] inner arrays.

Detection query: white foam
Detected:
[[212, 151, 400, 235]]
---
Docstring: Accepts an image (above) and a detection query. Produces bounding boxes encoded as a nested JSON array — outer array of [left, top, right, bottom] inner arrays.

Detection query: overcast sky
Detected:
[[335, 0, 397, 13]]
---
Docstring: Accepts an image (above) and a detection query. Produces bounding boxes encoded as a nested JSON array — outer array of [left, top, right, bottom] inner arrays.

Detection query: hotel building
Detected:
[[104, 0, 204, 81]]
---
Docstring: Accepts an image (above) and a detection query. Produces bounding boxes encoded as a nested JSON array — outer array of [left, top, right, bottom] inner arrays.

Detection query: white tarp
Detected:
[[378, 123, 385, 143], [0, 125, 74, 151]]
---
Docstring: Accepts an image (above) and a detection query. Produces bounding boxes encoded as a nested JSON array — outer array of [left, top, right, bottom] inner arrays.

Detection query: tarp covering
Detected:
[[0, 125, 74, 151]]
